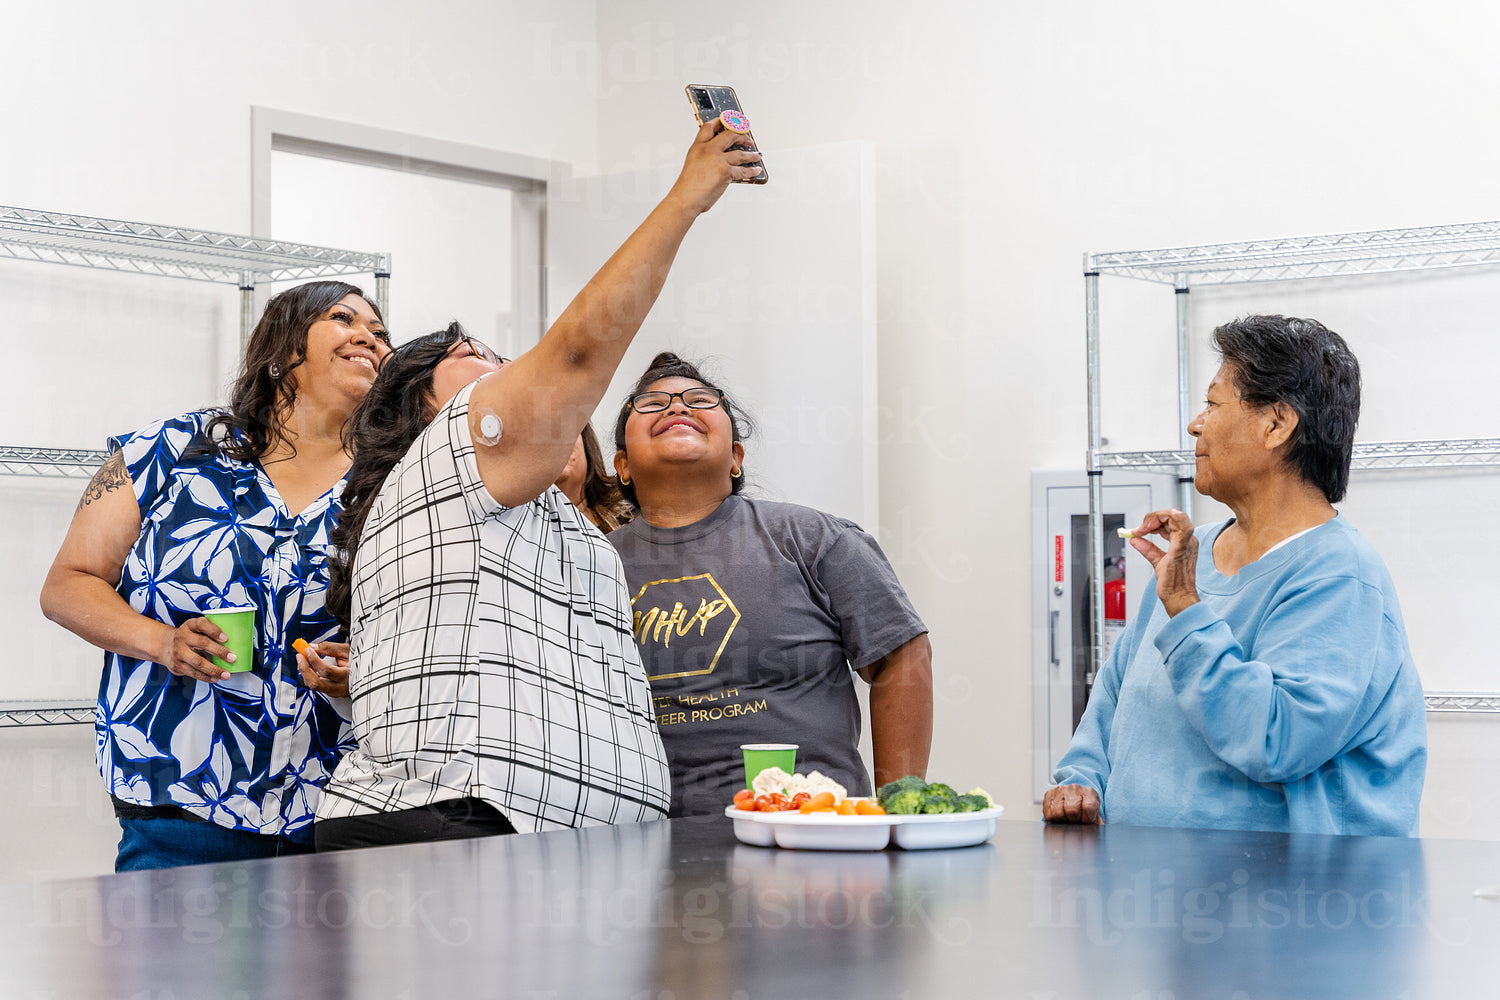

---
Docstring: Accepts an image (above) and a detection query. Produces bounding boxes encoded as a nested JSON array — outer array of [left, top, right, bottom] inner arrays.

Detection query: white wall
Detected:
[[4, 0, 1500, 880], [591, 0, 1500, 838]]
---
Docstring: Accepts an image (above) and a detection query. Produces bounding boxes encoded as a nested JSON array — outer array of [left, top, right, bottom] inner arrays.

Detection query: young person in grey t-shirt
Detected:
[[609, 352, 934, 818]]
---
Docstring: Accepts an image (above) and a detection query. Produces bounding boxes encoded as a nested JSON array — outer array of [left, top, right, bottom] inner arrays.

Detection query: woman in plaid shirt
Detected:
[[314, 123, 759, 850]]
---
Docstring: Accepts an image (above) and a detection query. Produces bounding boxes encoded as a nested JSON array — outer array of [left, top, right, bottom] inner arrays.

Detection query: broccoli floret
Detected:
[[962, 787, 996, 810], [879, 777, 996, 815], [921, 783, 960, 814], [877, 775, 930, 815], [882, 789, 927, 815], [878, 775, 928, 798]]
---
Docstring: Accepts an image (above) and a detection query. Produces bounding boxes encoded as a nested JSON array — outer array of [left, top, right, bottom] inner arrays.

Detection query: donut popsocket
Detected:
[[718, 109, 751, 134]]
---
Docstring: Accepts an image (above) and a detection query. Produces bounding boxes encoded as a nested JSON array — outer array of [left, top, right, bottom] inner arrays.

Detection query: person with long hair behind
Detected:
[[555, 423, 635, 532], [41, 281, 391, 869], [313, 122, 758, 850]]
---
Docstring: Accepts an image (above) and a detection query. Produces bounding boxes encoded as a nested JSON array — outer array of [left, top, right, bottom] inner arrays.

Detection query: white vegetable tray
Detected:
[[725, 804, 1004, 851]]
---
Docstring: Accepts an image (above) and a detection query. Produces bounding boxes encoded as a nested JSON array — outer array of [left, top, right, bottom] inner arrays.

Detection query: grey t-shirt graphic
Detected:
[[610, 495, 927, 816]]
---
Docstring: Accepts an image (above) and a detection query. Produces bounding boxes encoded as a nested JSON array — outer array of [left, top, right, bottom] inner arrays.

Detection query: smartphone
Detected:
[[685, 84, 769, 185]]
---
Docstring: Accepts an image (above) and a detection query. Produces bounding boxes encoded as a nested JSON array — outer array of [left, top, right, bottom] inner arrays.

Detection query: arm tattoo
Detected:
[[76, 452, 132, 513]]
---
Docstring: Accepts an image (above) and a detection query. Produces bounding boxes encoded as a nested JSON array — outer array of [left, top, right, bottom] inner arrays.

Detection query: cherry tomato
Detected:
[[733, 789, 755, 811], [767, 793, 790, 812], [753, 794, 773, 812], [790, 792, 812, 808]]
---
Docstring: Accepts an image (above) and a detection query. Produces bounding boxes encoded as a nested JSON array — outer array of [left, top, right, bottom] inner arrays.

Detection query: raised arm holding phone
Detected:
[[313, 121, 762, 851]]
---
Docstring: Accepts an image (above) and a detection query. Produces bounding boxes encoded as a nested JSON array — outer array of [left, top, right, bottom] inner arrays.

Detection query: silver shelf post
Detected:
[[1175, 281, 1195, 513], [1085, 264, 1105, 687], [239, 271, 255, 353], [375, 252, 392, 325]]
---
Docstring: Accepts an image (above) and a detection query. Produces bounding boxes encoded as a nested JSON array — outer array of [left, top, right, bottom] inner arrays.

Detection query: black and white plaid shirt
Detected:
[[317, 380, 671, 832]]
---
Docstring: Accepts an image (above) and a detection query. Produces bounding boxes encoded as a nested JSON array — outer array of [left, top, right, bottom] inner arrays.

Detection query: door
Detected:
[[1031, 470, 1175, 801]]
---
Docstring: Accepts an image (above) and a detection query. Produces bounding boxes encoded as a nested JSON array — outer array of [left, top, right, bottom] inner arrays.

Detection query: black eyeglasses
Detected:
[[628, 387, 725, 414]]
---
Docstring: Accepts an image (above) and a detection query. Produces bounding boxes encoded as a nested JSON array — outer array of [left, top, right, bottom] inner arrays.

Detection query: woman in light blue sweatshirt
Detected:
[[1047, 315, 1426, 837]]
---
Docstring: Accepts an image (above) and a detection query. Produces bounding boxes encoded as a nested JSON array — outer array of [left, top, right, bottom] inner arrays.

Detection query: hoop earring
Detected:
[[619, 475, 631, 486], [268, 363, 282, 380], [730, 467, 742, 480]]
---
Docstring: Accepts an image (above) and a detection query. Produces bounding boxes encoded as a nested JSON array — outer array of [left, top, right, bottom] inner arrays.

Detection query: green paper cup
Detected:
[[202, 606, 256, 674], [742, 743, 798, 791]]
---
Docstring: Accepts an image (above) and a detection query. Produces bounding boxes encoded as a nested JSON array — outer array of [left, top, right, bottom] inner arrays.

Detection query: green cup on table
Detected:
[[202, 606, 256, 674], [741, 743, 798, 791]]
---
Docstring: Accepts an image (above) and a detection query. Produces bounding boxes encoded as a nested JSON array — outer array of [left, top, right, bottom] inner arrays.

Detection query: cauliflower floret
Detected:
[[751, 766, 795, 797], [749, 767, 849, 802], [785, 770, 848, 801]]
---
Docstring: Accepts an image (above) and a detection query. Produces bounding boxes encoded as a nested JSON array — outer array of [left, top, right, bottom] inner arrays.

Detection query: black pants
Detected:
[[314, 797, 516, 852]]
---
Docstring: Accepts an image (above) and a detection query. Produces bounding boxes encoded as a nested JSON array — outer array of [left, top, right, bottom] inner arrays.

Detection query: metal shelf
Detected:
[[0, 207, 393, 724], [1084, 218, 1500, 717], [0, 446, 110, 479], [0, 205, 390, 480], [1087, 219, 1500, 286], [1097, 437, 1500, 475], [5, 691, 1492, 727], [0, 205, 388, 286], [2, 693, 1489, 722], [0, 699, 95, 728], [1425, 692, 1500, 714]]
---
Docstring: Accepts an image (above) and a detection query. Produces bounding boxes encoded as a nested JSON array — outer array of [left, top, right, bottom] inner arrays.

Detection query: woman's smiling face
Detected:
[[619, 376, 741, 486], [291, 294, 391, 407]]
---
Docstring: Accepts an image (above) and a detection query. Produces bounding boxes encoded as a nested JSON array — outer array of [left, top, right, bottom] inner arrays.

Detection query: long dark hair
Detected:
[[612, 352, 752, 508], [328, 323, 470, 629], [578, 423, 635, 532], [205, 280, 380, 462]]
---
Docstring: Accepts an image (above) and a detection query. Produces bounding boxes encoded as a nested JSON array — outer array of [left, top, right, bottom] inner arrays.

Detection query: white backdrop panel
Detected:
[[546, 141, 878, 530]]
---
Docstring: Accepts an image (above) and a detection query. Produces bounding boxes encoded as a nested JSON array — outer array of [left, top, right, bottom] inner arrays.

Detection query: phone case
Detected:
[[685, 84, 769, 184]]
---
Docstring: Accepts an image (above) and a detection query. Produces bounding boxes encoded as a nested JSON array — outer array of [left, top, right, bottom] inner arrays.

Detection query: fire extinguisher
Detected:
[[1104, 568, 1126, 623], [1101, 557, 1126, 665]]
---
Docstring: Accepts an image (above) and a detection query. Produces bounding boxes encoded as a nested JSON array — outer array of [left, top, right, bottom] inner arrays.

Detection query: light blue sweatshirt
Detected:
[[1054, 515, 1426, 837]]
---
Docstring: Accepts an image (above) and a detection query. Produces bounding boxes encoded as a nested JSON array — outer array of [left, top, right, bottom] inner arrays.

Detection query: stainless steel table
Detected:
[[3, 816, 1499, 999]]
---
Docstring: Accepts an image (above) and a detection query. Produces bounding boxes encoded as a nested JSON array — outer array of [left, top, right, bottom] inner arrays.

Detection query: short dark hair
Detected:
[[1211, 314, 1361, 504], [611, 352, 752, 508]]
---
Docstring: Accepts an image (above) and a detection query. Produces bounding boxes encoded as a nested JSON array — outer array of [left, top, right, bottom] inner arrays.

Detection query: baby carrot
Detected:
[[292, 638, 310, 655], [800, 791, 836, 814]]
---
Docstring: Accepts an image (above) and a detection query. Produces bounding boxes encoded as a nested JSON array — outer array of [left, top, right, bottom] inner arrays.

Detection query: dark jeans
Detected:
[[115, 816, 314, 872], [314, 797, 516, 852]]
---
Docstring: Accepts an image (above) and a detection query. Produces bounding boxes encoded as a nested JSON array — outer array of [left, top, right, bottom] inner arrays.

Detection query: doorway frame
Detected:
[[250, 106, 566, 341]]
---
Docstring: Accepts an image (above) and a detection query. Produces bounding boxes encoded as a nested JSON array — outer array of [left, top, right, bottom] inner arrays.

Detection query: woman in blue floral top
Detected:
[[41, 280, 392, 870]]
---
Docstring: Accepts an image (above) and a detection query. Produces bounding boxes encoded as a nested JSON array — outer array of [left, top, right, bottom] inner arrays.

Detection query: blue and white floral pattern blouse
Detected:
[[97, 410, 354, 838]]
